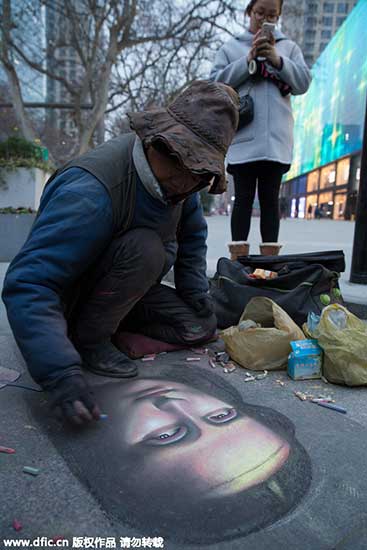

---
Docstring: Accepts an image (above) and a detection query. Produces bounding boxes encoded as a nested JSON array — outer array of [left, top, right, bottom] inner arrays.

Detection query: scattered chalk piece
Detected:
[[0, 446, 15, 454], [224, 363, 236, 373], [13, 520, 22, 531], [142, 354, 156, 362], [23, 466, 40, 476], [186, 357, 201, 362], [315, 402, 347, 414]]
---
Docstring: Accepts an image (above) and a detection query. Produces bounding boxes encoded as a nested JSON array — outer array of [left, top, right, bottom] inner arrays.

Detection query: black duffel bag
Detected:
[[210, 251, 345, 329]]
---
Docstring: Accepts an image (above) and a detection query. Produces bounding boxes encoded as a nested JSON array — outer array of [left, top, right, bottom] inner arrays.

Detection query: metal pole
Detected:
[[350, 93, 367, 284]]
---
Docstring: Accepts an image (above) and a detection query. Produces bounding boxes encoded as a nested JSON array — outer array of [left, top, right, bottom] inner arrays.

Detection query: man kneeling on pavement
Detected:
[[2, 81, 239, 425]]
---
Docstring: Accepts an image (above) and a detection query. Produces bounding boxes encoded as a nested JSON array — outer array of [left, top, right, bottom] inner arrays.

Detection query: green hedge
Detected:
[[0, 207, 36, 214], [0, 137, 52, 172]]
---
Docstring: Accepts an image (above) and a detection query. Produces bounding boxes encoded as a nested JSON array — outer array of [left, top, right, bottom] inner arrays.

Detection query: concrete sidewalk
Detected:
[[206, 215, 367, 306], [1, 219, 367, 547]]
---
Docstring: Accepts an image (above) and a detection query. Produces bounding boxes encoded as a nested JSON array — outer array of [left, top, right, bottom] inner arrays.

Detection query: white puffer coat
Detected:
[[210, 28, 311, 166]]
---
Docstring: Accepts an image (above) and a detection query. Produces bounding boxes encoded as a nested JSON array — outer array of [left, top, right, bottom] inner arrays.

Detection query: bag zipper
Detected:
[[218, 275, 314, 293]]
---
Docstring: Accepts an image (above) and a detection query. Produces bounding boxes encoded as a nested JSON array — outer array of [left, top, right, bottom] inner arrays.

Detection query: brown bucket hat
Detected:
[[127, 80, 239, 194]]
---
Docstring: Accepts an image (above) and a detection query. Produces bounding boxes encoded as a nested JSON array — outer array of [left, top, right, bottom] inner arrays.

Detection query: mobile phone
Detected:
[[262, 22, 276, 41]]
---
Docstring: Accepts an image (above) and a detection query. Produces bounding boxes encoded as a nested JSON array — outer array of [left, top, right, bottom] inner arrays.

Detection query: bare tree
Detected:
[[0, 0, 37, 141], [1, 0, 241, 163]]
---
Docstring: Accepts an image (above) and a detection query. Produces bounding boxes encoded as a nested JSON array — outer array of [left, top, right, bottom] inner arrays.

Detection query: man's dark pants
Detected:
[[70, 228, 216, 349]]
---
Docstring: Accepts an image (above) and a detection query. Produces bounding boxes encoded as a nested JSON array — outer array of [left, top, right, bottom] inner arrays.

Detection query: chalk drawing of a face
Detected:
[[70, 369, 312, 543], [115, 379, 291, 497]]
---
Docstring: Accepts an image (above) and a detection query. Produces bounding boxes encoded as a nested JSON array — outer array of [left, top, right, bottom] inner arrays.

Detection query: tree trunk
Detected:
[[3, 63, 37, 142], [77, 59, 114, 154], [1, 0, 36, 142]]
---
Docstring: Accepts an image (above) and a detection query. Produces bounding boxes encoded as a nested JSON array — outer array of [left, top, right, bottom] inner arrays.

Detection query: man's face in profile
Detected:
[[114, 379, 290, 497]]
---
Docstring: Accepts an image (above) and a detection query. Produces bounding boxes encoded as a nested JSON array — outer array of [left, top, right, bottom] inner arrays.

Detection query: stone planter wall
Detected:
[[0, 167, 50, 210], [0, 213, 36, 262]]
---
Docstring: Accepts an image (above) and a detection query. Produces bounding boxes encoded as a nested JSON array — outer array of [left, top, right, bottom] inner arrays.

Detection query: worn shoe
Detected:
[[227, 241, 250, 261], [81, 341, 138, 378], [259, 242, 283, 256]]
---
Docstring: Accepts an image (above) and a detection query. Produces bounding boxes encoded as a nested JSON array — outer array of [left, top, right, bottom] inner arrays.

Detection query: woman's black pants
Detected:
[[229, 161, 288, 242]]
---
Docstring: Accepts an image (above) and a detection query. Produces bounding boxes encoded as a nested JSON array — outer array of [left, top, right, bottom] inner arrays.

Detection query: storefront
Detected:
[[283, 152, 360, 220], [281, 0, 366, 220]]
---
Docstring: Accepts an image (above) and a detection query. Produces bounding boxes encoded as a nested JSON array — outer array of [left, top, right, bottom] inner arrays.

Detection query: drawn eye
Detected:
[[143, 426, 188, 446], [207, 408, 237, 424]]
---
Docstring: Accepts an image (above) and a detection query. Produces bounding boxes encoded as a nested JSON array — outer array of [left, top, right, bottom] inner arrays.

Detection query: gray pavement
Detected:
[[1, 218, 367, 548]]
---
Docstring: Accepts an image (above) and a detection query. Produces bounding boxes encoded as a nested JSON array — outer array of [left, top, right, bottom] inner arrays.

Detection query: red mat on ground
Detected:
[[114, 331, 187, 359]]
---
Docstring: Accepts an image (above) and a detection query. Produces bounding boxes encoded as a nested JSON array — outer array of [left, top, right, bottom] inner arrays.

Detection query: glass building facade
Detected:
[[282, 0, 367, 220]]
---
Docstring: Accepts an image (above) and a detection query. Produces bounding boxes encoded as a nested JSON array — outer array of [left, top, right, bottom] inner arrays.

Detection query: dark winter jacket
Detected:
[[2, 134, 208, 386]]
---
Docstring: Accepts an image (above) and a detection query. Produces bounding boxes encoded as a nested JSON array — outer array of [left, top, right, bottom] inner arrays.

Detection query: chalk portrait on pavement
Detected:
[[59, 365, 312, 544]]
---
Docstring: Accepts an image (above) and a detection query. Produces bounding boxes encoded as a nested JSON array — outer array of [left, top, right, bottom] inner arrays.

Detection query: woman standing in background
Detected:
[[210, 0, 311, 259]]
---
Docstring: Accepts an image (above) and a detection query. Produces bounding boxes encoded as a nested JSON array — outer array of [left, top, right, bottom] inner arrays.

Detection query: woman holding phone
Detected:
[[210, 0, 311, 258]]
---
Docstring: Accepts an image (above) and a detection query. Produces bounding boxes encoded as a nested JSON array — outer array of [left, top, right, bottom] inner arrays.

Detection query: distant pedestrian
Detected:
[[315, 206, 321, 219], [307, 203, 313, 220], [210, 0, 311, 258], [279, 196, 288, 219]]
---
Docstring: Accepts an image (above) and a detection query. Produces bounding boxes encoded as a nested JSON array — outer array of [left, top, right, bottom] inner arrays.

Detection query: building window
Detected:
[[291, 179, 299, 196], [337, 3, 348, 13], [337, 16, 346, 25], [307, 170, 319, 192], [318, 192, 334, 218], [321, 29, 332, 39], [322, 16, 333, 25], [306, 195, 318, 218], [307, 16, 317, 25], [320, 41, 328, 52], [323, 3, 334, 12], [333, 194, 347, 220], [306, 30, 316, 39], [336, 158, 350, 186], [320, 164, 336, 189], [307, 3, 318, 12], [305, 42, 315, 52]]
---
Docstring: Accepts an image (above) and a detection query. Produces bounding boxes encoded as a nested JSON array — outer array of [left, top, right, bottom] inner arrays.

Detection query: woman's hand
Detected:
[[247, 29, 262, 64], [252, 33, 282, 69]]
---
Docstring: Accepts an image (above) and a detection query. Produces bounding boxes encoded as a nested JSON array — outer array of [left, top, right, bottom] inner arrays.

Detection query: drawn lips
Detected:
[[206, 444, 290, 497]]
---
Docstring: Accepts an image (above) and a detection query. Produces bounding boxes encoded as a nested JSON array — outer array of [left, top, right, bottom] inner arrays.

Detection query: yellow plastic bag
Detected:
[[220, 297, 304, 371], [312, 304, 367, 386]]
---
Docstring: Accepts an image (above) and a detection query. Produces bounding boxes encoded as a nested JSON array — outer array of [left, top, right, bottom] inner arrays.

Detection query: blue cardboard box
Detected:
[[288, 339, 323, 380]]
